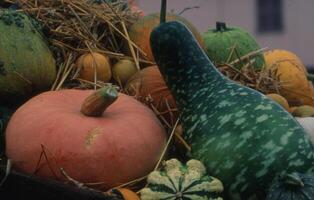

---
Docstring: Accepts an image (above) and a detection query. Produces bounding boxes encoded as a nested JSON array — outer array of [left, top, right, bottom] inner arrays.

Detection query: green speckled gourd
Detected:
[[266, 172, 314, 200], [150, 20, 314, 200], [202, 22, 265, 70], [140, 159, 224, 200], [0, 9, 56, 102]]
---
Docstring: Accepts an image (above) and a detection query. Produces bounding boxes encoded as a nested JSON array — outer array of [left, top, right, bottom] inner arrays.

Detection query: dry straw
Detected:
[[15, 0, 146, 90]]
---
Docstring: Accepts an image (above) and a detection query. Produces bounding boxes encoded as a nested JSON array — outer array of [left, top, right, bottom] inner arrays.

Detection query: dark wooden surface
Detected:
[[0, 164, 122, 200]]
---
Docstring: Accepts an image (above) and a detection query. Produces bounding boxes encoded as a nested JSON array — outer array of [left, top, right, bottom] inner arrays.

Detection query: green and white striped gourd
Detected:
[[140, 158, 223, 200], [266, 172, 314, 200], [150, 12, 314, 200]]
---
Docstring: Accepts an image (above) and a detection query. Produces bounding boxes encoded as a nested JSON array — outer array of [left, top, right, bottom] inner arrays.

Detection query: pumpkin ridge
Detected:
[[149, 183, 177, 194]]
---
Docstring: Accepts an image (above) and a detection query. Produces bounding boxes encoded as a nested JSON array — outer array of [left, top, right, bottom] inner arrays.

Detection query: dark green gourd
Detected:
[[150, 19, 314, 200], [266, 173, 314, 200]]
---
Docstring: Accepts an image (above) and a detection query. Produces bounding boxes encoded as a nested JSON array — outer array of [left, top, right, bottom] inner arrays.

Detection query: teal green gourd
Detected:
[[150, 21, 314, 199], [266, 172, 314, 200], [202, 22, 265, 70]]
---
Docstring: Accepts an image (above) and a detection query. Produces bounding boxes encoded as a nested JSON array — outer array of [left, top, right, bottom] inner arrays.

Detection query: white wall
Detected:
[[136, 0, 314, 68]]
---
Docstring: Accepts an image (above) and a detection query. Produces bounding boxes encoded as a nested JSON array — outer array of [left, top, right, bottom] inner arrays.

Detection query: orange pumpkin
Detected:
[[117, 188, 141, 200], [264, 49, 314, 106], [264, 49, 306, 73], [125, 66, 178, 124], [128, 13, 205, 62], [5, 85, 167, 190], [75, 52, 112, 82]]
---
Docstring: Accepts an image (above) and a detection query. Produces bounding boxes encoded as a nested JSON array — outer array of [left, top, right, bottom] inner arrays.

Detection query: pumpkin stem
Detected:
[[216, 22, 227, 32], [160, 0, 167, 24], [282, 173, 304, 188], [81, 84, 119, 117]]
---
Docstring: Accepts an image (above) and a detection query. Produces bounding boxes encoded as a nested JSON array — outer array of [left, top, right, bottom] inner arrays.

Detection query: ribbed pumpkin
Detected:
[[202, 22, 265, 70], [0, 9, 56, 102], [75, 52, 112, 83], [128, 13, 205, 62], [140, 159, 224, 200], [5, 84, 167, 190], [264, 49, 306, 72], [125, 66, 178, 124], [266, 172, 314, 200], [264, 49, 314, 107]]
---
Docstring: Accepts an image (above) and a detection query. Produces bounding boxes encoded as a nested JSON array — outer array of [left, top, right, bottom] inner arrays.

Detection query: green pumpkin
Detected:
[[0, 9, 56, 102], [266, 172, 314, 200], [202, 22, 265, 70], [140, 159, 224, 200]]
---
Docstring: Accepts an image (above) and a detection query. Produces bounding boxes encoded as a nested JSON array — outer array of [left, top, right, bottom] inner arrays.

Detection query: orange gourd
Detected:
[[128, 13, 205, 62], [264, 49, 314, 106], [112, 59, 138, 86], [117, 188, 141, 200], [125, 66, 178, 124], [5, 85, 167, 190], [266, 93, 290, 111], [75, 52, 112, 82]]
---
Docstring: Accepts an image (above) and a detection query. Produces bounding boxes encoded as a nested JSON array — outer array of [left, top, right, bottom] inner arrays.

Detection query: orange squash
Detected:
[[75, 52, 111, 82], [128, 13, 205, 62], [125, 66, 178, 124], [264, 49, 314, 106], [264, 49, 306, 72], [117, 188, 140, 200], [266, 93, 290, 111], [5, 85, 167, 190], [112, 59, 138, 86]]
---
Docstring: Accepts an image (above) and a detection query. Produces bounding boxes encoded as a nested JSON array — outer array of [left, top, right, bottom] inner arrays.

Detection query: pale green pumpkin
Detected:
[[0, 9, 56, 102], [140, 159, 224, 200], [202, 22, 265, 70]]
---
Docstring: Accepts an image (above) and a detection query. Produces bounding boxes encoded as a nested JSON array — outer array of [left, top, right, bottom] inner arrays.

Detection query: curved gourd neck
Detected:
[[151, 21, 226, 108]]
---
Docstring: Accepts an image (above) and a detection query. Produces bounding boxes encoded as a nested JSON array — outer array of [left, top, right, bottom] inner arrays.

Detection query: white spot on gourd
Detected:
[[218, 100, 231, 108], [255, 104, 273, 111], [256, 115, 269, 123], [219, 114, 232, 126], [234, 118, 246, 126], [239, 92, 248, 96]]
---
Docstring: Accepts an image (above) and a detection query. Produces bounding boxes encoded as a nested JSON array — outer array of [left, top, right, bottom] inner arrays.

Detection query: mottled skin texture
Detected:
[[202, 26, 265, 70], [266, 173, 314, 200], [0, 9, 56, 102], [150, 21, 314, 200]]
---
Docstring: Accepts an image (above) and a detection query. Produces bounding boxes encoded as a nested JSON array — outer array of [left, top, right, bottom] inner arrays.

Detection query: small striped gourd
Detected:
[[140, 159, 224, 200], [150, 20, 314, 199], [266, 172, 314, 200]]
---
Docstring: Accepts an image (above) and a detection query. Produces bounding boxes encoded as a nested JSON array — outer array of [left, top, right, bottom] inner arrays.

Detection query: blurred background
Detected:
[[135, 0, 314, 70]]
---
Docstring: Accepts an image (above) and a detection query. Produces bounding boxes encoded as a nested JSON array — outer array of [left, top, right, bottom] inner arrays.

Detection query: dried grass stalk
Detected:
[[15, 0, 143, 89]]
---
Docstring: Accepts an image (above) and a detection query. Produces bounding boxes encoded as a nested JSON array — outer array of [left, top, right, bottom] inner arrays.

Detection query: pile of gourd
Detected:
[[2, 0, 314, 200]]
